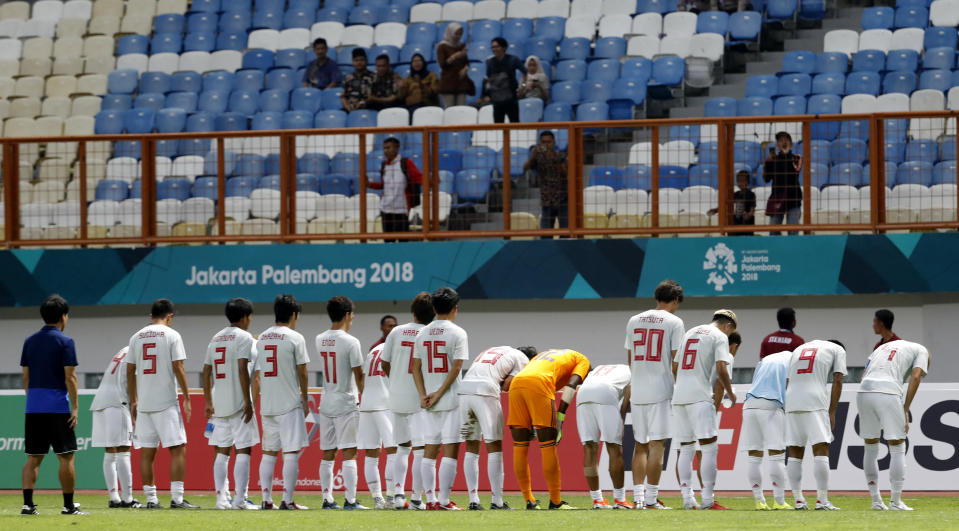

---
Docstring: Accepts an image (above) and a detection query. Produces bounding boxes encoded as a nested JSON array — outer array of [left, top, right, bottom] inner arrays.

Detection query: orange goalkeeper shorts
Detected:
[[507, 386, 556, 429]]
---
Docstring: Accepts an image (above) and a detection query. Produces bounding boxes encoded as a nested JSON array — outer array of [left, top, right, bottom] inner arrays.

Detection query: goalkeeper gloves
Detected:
[[556, 412, 566, 443]]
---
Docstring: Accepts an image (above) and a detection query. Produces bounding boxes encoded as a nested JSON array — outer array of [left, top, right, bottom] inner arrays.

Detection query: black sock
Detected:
[[63, 492, 74, 509], [23, 488, 33, 506]]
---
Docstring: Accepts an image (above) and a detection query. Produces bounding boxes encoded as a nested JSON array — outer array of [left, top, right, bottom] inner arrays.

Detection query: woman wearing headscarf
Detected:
[[436, 22, 474, 108], [402, 53, 440, 110], [517, 55, 550, 103]]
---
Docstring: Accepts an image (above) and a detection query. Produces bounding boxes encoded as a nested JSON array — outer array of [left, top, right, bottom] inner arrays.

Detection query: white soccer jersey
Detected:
[[859, 340, 928, 397], [672, 324, 733, 405], [360, 344, 390, 412], [316, 329, 364, 416], [625, 309, 685, 404], [125, 324, 186, 413], [256, 325, 310, 416], [577, 364, 631, 406], [90, 347, 130, 411], [203, 326, 254, 418], [459, 346, 529, 397], [413, 319, 469, 412], [380, 322, 426, 414], [785, 340, 848, 412]]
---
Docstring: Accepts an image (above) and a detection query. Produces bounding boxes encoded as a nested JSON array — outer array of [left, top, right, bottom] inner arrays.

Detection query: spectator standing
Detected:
[[436, 23, 473, 108], [341, 48, 375, 112], [402, 53, 440, 110], [873, 309, 900, 350], [763, 131, 802, 235], [485, 37, 526, 123], [302, 38, 341, 89], [368, 137, 423, 239], [20, 295, 85, 515], [371, 315, 398, 351], [709, 170, 755, 235], [523, 131, 568, 232], [517, 55, 550, 103], [367, 54, 404, 111], [758, 307, 804, 360]]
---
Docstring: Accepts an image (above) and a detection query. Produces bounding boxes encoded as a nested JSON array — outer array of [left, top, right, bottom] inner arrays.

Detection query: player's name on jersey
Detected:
[[183, 261, 415, 288], [137, 330, 166, 339]]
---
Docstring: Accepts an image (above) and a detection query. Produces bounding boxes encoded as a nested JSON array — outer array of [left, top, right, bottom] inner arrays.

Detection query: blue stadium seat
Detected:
[[215, 112, 247, 131], [234, 69, 265, 92], [728, 11, 761, 42], [123, 108, 156, 134], [139, 72, 171, 94], [924, 26, 957, 50], [337, 46, 369, 66], [291, 88, 323, 113], [919, 69, 951, 91], [554, 59, 586, 82], [466, 41, 491, 62], [816, 52, 848, 73], [698, 141, 719, 164], [519, 97, 544, 122], [801, 0, 827, 20], [799, 139, 831, 166], [117, 35, 148, 55], [807, 94, 841, 140], [264, 154, 282, 175], [94, 110, 124, 134], [184, 32, 214, 52], [228, 90, 258, 115], [670, 124, 701, 147], [552, 81, 582, 104], [252, 7, 282, 30], [463, 146, 497, 171], [502, 18, 533, 44], [734, 141, 763, 169], [257, 174, 280, 190], [704, 97, 736, 116], [659, 166, 689, 189], [580, 80, 612, 103], [455, 169, 492, 202], [688, 164, 718, 187], [236, 153, 266, 177], [594, 37, 627, 60], [894, 6, 928, 29], [882, 71, 917, 94], [348, 6, 378, 26], [808, 163, 829, 188], [637, 0, 678, 14], [621, 58, 652, 82], [576, 101, 609, 121], [767, 0, 798, 20], [524, 38, 557, 64], [544, 102, 573, 122], [587, 59, 620, 82], [589, 166, 625, 188], [283, 8, 313, 29], [180, 138, 212, 157], [828, 162, 865, 187], [922, 47, 954, 71], [885, 138, 906, 164], [315, 7, 348, 24], [191, 177, 217, 200], [845, 71, 880, 95], [648, 57, 685, 89], [941, 140, 957, 162], [223, 0, 253, 11], [830, 138, 868, 164], [320, 173, 353, 195], [559, 37, 590, 61], [782, 50, 816, 74], [778, 73, 811, 96], [534, 16, 565, 41], [406, 22, 436, 45], [266, 68, 297, 92], [158, 178, 191, 201], [737, 96, 773, 116], [611, 78, 647, 105], [906, 138, 939, 163], [438, 131, 471, 151], [251, 111, 281, 130], [205, 151, 237, 176], [259, 89, 289, 112], [624, 164, 651, 190], [774, 95, 806, 115], [203, 71, 235, 93], [401, 42, 434, 63], [134, 92, 164, 110], [697, 11, 729, 35], [885, 117, 908, 142], [933, 161, 957, 184], [471, 20, 501, 44], [115, 141, 141, 159], [346, 109, 377, 127], [156, 108, 187, 132], [186, 111, 215, 132], [95, 180, 129, 201], [275, 49, 308, 70], [369, 45, 400, 65], [365, 151, 385, 173], [381, 5, 409, 23], [188, 12, 217, 33], [216, 32, 246, 51], [242, 49, 275, 71], [294, 173, 320, 193], [315, 110, 346, 128], [438, 149, 463, 173], [896, 160, 934, 186], [746, 75, 777, 98], [191, 0, 220, 12], [839, 119, 868, 142], [852, 49, 885, 72], [811, 72, 845, 95], [219, 11, 251, 33], [493, 147, 529, 179], [862, 6, 894, 29], [101, 94, 131, 110], [226, 176, 257, 197], [107, 69, 138, 94], [886, 49, 919, 72], [298, 153, 330, 175], [154, 14, 185, 34]]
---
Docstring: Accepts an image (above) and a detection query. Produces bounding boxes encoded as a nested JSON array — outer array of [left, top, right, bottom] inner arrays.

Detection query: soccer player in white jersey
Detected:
[[201, 298, 259, 510], [90, 346, 141, 508], [576, 364, 632, 510], [380, 292, 435, 510], [857, 339, 929, 511], [671, 309, 737, 511], [412, 287, 469, 511], [741, 349, 792, 511], [125, 299, 198, 509], [784, 339, 847, 511], [625, 279, 685, 509], [458, 345, 536, 510], [315, 296, 367, 510], [359, 343, 397, 509], [256, 294, 310, 510]]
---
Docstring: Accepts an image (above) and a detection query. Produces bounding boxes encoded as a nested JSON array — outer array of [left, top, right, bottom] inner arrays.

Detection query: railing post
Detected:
[[503, 128, 511, 233], [279, 133, 294, 240], [78, 141, 88, 243], [869, 116, 885, 233], [216, 137, 226, 241], [358, 132, 367, 237], [802, 120, 812, 234], [423, 130, 434, 240], [566, 125, 579, 238], [650, 127, 660, 232], [140, 137, 156, 244], [716, 120, 729, 235], [2, 143, 18, 244]]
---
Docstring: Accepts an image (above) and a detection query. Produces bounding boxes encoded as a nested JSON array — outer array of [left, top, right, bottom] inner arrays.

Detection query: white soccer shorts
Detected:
[[630, 399, 671, 444], [785, 410, 833, 447], [857, 392, 907, 441], [92, 406, 133, 448], [358, 410, 395, 450], [134, 405, 187, 449], [392, 410, 425, 447], [421, 408, 464, 445], [319, 410, 359, 450], [741, 407, 786, 452], [209, 409, 260, 449], [261, 407, 308, 452], [577, 402, 624, 445], [671, 401, 718, 442], [459, 394, 504, 443]]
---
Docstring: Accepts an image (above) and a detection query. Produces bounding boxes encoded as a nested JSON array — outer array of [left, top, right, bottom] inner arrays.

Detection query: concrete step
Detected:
[[708, 83, 745, 99], [746, 60, 783, 75], [669, 106, 706, 118]]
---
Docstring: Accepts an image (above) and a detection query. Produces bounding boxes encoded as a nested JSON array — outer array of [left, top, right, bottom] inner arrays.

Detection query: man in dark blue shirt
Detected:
[[302, 37, 341, 90], [20, 294, 85, 515]]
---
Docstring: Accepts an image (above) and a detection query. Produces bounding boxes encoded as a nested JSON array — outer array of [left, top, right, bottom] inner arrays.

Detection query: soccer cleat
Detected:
[[438, 501, 462, 511], [468, 502, 484, 510], [644, 499, 671, 510], [549, 501, 576, 510], [889, 501, 914, 511], [526, 500, 542, 510], [21, 504, 39, 515], [321, 500, 341, 510], [426, 502, 440, 510], [242, 499, 259, 510], [62, 503, 89, 515], [771, 501, 792, 510], [374, 497, 389, 510], [490, 501, 513, 510], [170, 499, 200, 509], [702, 502, 728, 510], [120, 499, 144, 508], [633, 502, 646, 510], [279, 501, 310, 510], [343, 501, 369, 510], [613, 499, 633, 510], [871, 501, 889, 510], [815, 500, 840, 511], [793, 500, 810, 510], [145, 501, 164, 509], [109, 500, 123, 508], [755, 500, 771, 511], [261, 501, 276, 510], [592, 499, 612, 510], [409, 499, 426, 510], [683, 499, 701, 510], [392, 494, 407, 510], [215, 499, 232, 510]]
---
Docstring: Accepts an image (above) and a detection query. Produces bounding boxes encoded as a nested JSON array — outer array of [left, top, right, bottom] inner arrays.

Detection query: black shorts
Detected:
[[25, 413, 77, 455]]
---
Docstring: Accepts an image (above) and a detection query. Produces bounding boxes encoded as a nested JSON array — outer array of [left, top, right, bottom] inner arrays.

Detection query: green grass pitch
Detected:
[[2, 493, 957, 530]]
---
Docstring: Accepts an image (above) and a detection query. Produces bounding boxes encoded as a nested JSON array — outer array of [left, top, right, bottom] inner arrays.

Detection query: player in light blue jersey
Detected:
[[741, 350, 793, 510]]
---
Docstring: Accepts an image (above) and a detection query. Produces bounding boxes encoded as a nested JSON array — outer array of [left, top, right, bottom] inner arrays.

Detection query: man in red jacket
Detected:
[[759, 307, 804, 359], [368, 137, 422, 240]]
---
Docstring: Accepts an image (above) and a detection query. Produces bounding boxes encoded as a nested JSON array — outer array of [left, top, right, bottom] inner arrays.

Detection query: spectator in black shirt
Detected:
[[709, 170, 755, 235], [484, 37, 525, 123], [763, 131, 802, 235]]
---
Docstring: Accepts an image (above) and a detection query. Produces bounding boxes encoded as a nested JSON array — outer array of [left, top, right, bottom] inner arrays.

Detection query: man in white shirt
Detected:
[[125, 299, 197, 509], [671, 309, 737, 511], [256, 295, 310, 510], [381, 292, 434, 510], [91, 346, 141, 508], [784, 339, 847, 511], [576, 364, 631, 510], [315, 296, 367, 510], [201, 298, 259, 510], [359, 343, 396, 509], [412, 287, 469, 510], [741, 349, 792, 511], [857, 339, 929, 511], [458, 345, 536, 510], [625, 279, 685, 509]]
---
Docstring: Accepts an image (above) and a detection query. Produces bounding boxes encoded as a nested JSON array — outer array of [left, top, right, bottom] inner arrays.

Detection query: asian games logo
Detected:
[[703, 243, 737, 292]]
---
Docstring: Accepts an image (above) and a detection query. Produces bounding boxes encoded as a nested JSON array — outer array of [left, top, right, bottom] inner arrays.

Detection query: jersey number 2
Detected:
[[213, 347, 227, 379]]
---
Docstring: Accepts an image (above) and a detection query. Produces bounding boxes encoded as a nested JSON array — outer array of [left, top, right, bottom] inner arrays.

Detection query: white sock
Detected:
[[422, 457, 437, 503], [787, 457, 804, 502], [259, 454, 276, 503], [613, 487, 625, 501], [144, 484, 158, 504], [464, 452, 480, 504], [393, 446, 411, 496], [365, 456, 383, 499], [171, 481, 184, 504], [384, 453, 396, 497], [678, 445, 696, 503], [864, 443, 881, 502], [438, 457, 458, 505], [282, 453, 299, 504], [747, 455, 764, 503], [700, 442, 718, 507], [889, 444, 906, 504], [634, 483, 646, 504], [320, 460, 335, 503], [342, 459, 358, 504], [411, 450, 425, 501], [234, 454, 251, 507], [813, 455, 830, 503], [214, 453, 230, 502], [488, 451, 504, 505], [590, 489, 603, 502], [103, 453, 119, 502], [769, 454, 786, 505], [116, 452, 133, 503], [645, 484, 658, 506]]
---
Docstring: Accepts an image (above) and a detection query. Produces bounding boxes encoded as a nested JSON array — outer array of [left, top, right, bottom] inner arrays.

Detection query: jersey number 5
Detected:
[[680, 338, 699, 370], [797, 347, 818, 374], [424, 340, 448, 373], [213, 347, 227, 379], [142, 343, 157, 375], [633, 328, 664, 362]]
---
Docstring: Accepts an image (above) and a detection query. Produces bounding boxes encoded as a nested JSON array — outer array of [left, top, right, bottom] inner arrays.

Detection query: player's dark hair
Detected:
[[351, 47, 367, 59], [151, 298, 175, 319], [274, 294, 301, 323], [777, 307, 796, 329], [516, 346, 538, 360], [654, 279, 684, 304], [312, 37, 327, 48], [326, 296, 354, 322], [431, 287, 460, 315], [827, 339, 845, 350], [875, 309, 894, 330], [40, 294, 69, 324], [383, 136, 400, 148], [728, 332, 742, 347], [225, 298, 253, 324], [380, 314, 396, 326], [411, 292, 435, 324], [491, 37, 508, 49]]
